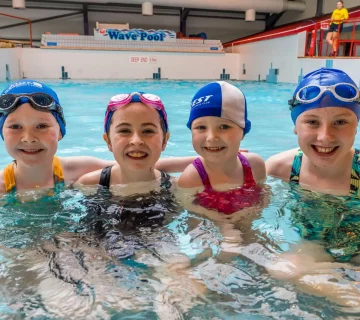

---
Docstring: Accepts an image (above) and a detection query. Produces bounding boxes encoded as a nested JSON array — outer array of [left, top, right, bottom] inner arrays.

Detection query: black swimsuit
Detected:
[[98, 165, 172, 190], [81, 166, 178, 259]]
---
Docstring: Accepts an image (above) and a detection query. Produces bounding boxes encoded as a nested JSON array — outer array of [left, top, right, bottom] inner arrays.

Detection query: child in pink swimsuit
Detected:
[[178, 81, 266, 214]]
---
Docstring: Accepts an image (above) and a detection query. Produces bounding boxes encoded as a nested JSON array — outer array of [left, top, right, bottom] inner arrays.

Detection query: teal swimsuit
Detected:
[[289, 148, 360, 198], [288, 148, 360, 261]]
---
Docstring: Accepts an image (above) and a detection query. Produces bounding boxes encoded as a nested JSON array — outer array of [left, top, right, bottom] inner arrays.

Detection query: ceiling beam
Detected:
[[264, 12, 284, 31], [0, 0, 268, 15], [0, 11, 83, 29], [316, 0, 323, 16]]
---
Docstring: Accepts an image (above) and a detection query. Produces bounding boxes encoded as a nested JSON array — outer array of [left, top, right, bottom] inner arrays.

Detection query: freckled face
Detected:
[[3, 103, 61, 166], [295, 107, 357, 167]]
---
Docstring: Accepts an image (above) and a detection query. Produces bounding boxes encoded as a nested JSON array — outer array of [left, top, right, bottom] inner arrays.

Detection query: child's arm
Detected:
[[243, 153, 266, 185], [156, 149, 249, 174], [265, 148, 297, 181], [155, 157, 196, 173], [177, 164, 203, 189], [74, 169, 103, 187], [60, 156, 115, 184]]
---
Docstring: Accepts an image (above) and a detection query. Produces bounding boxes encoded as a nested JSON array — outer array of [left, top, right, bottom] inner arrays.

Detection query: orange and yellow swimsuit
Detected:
[[3, 156, 65, 194]]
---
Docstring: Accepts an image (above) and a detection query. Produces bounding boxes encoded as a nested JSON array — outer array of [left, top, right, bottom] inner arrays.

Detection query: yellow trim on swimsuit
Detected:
[[3, 156, 65, 193], [3, 163, 16, 193]]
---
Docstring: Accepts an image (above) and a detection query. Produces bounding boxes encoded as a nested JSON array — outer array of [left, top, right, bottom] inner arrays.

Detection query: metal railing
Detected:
[[305, 18, 360, 57], [0, 12, 32, 48]]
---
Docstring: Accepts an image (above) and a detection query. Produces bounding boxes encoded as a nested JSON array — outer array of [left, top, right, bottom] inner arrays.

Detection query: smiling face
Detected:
[[295, 107, 357, 167], [2, 103, 61, 167], [336, 1, 344, 9], [104, 102, 169, 172], [191, 116, 243, 164]]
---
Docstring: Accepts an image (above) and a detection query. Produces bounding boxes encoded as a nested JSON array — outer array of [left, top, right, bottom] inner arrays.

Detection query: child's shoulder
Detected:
[[75, 168, 103, 187], [241, 152, 266, 184], [59, 156, 114, 184], [265, 148, 298, 181], [178, 160, 204, 189]]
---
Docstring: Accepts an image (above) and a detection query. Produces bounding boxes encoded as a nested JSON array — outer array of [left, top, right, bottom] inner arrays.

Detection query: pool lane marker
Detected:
[[220, 68, 230, 80], [60, 66, 70, 80]]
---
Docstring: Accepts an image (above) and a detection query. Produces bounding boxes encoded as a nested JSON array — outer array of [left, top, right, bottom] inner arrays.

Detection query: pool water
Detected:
[[1, 80, 360, 319]]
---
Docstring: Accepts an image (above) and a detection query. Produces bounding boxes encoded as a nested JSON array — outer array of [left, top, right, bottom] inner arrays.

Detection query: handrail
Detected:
[[307, 17, 360, 57], [224, 7, 360, 49], [0, 12, 32, 48]]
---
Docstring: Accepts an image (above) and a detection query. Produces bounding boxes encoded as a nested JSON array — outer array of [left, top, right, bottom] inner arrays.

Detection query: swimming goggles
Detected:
[[0, 93, 66, 124], [288, 83, 360, 109], [105, 92, 168, 132]]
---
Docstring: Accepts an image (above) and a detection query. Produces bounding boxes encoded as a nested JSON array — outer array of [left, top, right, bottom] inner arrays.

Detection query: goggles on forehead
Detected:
[[0, 93, 66, 125], [104, 92, 168, 132], [288, 83, 360, 110]]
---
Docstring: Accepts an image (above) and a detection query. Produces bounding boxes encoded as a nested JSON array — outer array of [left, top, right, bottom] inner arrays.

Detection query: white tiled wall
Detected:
[[226, 34, 360, 85], [1, 48, 239, 81], [0, 48, 22, 81]]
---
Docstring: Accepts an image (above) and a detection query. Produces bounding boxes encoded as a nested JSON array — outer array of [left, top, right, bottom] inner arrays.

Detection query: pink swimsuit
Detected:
[[192, 153, 261, 214]]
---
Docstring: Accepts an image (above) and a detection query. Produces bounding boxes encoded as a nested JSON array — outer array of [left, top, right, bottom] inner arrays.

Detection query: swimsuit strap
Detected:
[[53, 156, 65, 188], [99, 165, 113, 189], [289, 149, 303, 184], [192, 158, 211, 188], [192, 152, 255, 189], [238, 153, 256, 186], [3, 162, 16, 193], [160, 171, 172, 189], [349, 148, 360, 198], [97, 167, 171, 190], [3, 156, 65, 193]]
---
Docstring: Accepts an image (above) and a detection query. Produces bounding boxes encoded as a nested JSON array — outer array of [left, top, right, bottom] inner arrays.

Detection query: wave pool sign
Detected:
[[94, 28, 176, 42]]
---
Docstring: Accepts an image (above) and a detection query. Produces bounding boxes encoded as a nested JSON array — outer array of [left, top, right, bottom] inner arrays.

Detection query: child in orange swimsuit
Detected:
[[0, 80, 129, 197], [178, 81, 266, 214]]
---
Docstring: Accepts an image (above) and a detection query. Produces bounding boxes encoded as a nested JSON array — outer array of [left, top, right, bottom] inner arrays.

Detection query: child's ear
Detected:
[[103, 133, 113, 153], [58, 131, 63, 141], [162, 132, 170, 151], [293, 126, 297, 135]]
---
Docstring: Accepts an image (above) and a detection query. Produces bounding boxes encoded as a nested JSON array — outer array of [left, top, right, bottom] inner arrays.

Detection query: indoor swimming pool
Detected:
[[0, 79, 360, 319]]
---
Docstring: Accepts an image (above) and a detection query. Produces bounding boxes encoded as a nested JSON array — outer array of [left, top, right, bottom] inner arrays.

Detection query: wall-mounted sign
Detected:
[[129, 56, 158, 64], [94, 28, 176, 42]]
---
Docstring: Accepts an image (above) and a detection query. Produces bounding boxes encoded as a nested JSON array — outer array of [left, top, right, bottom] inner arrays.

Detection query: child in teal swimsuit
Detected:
[[265, 68, 360, 306], [266, 68, 360, 198]]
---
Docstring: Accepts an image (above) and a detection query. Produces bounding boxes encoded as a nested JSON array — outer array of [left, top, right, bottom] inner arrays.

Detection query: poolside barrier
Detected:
[[5, 64, 10, 81]]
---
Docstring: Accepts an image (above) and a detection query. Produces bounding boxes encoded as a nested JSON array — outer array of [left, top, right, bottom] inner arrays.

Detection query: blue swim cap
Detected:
[[187, 81, 251, 135], [291, 68, 360, 124], [0, 80, 66, 139]]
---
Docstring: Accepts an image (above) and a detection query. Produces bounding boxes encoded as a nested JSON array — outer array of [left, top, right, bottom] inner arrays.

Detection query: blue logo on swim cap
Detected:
[[0, 80, 66, 139]]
